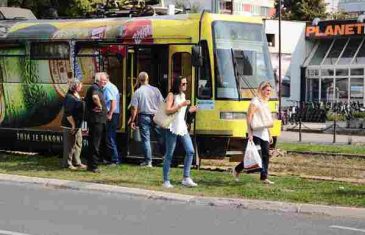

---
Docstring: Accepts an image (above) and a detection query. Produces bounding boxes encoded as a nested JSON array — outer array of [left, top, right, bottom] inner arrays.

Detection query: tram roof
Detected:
[[1, 13, 264, 44]]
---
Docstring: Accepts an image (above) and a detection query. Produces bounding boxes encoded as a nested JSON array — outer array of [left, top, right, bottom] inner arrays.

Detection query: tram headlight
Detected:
[[220, 112, 247, 120]]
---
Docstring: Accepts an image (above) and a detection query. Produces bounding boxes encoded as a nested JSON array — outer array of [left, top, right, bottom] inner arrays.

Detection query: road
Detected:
[[0, 181, 364, 235]]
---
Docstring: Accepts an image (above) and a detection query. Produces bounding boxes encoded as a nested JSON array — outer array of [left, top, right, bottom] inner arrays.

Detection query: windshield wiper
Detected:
[[232, 49, 257, 98], [231, 48, 241, 101]]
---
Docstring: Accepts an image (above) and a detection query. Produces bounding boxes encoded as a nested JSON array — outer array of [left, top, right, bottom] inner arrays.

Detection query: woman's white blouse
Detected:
[[169, 93, 188, 136], [251, 97, 270, 142]]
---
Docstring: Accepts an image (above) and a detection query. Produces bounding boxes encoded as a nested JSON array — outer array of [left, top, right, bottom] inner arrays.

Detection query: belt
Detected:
[[139, 113, 154, 116]]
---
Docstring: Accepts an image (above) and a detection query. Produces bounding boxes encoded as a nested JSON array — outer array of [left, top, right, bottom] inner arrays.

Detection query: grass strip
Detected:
[[0, 153, 364, 207]]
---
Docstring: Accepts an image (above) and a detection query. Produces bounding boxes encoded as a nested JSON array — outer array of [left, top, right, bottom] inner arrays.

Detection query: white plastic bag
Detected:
[[244, 141, 262, 169]]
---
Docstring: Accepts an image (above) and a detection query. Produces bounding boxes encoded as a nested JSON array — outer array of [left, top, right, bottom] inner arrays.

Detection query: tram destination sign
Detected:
[[306, 20, 365, 39]]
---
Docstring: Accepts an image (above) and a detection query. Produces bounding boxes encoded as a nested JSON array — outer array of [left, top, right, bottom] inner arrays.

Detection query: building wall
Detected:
[[0, 0, 7, 7], [265, 20, 307, 107], [325, 0, 339, 12], [338, 0, 365, 14]]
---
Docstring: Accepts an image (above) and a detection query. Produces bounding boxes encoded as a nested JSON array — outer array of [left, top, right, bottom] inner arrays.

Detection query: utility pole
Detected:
[[278, 0, 282, 118]]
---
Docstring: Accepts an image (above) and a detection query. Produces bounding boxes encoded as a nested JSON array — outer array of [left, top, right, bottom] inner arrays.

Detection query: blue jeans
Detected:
[[163, 130, 195, 182], [106, 113, 121, 164], [138, 114, 164, 163]]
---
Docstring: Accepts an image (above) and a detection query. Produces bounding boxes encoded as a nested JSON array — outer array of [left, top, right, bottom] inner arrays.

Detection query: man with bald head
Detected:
[[129, 72, 164, 167]]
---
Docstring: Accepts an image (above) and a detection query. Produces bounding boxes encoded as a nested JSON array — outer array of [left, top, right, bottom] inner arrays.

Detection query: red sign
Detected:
[[121, 19, 153, 44]]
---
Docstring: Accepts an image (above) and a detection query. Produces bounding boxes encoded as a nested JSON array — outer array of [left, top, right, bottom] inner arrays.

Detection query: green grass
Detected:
[[277, 142, 365, 155], [0, 153, 364, 207]]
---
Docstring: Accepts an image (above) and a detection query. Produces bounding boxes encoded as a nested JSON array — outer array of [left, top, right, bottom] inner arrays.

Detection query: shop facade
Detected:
[[304, 20, 365, 105]]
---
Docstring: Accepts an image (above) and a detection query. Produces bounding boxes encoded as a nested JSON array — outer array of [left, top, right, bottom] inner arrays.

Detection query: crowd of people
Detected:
[[61, 71, 275, 188]]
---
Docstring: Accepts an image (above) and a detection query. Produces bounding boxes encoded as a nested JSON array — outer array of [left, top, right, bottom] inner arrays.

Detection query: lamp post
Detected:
[[278, 0, 282, 118]]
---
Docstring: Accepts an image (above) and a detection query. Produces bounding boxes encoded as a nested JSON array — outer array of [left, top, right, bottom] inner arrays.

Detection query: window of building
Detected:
[[266, 34, 275, 47], [351, 68, 364, 75], [353, 40, 365, 64], [350, 77, 364, 102], [335, 77, 349, 101], [306, 79, 319, 101], [321, 78, 335, 102], [322, 39, 348, 65], [337, 38, 362, 65], [309, 40, 332, 65]]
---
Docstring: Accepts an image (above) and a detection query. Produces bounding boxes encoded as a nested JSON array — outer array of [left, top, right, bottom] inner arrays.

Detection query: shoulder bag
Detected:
[[250, 100, 274, 130], [153, 101, 177, 129]]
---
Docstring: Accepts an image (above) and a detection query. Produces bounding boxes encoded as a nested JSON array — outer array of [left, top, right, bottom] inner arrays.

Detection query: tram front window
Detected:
[[213, 21, 275, 99]]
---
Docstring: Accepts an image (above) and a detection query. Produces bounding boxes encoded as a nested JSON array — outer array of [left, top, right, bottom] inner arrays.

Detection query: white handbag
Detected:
[[153, 101, 177, 129], [250, 101, 274, 130]]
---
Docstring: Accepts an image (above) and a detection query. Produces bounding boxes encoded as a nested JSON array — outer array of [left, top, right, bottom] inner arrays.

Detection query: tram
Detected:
[[0, 11, 281, 162]]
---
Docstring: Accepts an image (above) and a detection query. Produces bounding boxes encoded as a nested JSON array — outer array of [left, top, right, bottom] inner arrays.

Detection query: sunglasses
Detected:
[[181, 82, 187, 86]]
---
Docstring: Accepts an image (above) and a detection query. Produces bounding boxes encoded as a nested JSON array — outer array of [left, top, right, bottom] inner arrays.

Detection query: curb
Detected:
[[0, 173, 364, 220]]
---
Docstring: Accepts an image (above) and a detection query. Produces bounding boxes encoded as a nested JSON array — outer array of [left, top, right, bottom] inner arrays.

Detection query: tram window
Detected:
[[0, 46, 26, 83], [198, 41, 212, 99], [31, 42, 69, 60], [172, 52, 192, 100]]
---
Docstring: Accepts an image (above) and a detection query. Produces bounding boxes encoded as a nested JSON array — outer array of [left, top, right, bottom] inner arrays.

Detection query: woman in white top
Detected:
[[233, 81, 274, 184], [162, 76, 198, 188]]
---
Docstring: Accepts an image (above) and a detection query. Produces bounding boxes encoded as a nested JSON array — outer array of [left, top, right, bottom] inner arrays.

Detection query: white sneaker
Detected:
[[232, 169, 240, 182], [181, 177, 198, 187], [162, 181, 174, 189], [140, 161, 153, 168], [263, 179, 275, 185]]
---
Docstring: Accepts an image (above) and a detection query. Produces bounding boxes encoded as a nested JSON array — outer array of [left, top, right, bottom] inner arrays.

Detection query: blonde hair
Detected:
[[138, 72, 149, 83], [257, 81, 272, 100], [94, 72, 109, 83]]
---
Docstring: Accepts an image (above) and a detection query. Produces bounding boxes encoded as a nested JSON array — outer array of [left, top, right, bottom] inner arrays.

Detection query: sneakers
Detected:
[[76, 164, 87, 169], [181, 177, 198, 187], [162, 181, 174, 189], [232, 169, 240, 182], [262, 179, 275, 185], [140, 161, 153, 168]]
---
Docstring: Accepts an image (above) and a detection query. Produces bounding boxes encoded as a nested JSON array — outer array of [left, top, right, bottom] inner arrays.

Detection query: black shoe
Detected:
[[87, 168, 101, 173]]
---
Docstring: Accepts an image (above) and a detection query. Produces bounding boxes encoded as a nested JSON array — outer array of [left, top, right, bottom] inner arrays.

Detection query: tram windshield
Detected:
[[213, 21, 275, 99]]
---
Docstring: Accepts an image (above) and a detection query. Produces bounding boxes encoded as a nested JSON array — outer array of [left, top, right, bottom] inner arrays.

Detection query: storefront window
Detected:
[[321, 69, 334, 76], [309, 40, 332, 65], [335, 69, 348, 76], [306, 79, 319, 101], [351, 68, 364, 76], [350, 77, 364, 102], [353, 40, 365, 64], [335, 77, 349, 101], [321, 78, 335, 102], [338, 38, 362, 65], [322, 39, 347, 65]]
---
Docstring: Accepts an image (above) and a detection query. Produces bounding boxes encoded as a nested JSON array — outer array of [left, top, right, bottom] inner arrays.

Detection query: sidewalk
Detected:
[[0, 173, 364, 219], [279, 130, 365, 144]]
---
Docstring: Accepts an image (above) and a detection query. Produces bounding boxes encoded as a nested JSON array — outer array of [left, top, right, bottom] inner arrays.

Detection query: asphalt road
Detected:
[[0, 182, 364, 235]]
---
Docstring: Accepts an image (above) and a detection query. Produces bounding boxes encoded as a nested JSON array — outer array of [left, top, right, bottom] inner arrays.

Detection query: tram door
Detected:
[[126, 45, 169, 161]]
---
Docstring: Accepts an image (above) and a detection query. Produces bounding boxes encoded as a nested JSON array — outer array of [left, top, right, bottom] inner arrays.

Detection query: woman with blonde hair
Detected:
[[61, 79, 86, 170], [232, 81, 274, 184]]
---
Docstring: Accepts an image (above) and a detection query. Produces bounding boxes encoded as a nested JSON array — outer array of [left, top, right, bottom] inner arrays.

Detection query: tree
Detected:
[[174, 0, 201, 13], [274, 0, 327, 21]]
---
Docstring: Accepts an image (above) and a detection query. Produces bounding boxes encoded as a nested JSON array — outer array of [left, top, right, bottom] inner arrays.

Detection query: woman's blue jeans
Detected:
[[163, 129, 195, 182]]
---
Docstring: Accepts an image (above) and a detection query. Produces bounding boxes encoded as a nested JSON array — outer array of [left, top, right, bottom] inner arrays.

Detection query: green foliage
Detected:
[[326, 111, 346, 121], [274, 0, 327, 21], [352, 112, 365, 119]]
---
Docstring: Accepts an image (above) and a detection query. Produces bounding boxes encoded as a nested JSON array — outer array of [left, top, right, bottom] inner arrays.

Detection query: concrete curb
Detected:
[[0, 173, 364, 219]]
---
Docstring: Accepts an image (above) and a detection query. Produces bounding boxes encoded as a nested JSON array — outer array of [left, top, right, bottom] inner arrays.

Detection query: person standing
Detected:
[[85, 72, 108, 173], [162, 76, 198, 189], [61, 79, 86, 170], [102, 73, 121, 165], [129, 72, 164, 167], [232, 81, 275, 184]]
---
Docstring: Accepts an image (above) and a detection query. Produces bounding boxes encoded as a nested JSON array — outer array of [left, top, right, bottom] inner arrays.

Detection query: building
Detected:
[[303, 19, 365, 105], [325, 0, 339, 13], [220, 0, 275, 17], [264, 20, 307, 107], [338, 0, 365, 16]]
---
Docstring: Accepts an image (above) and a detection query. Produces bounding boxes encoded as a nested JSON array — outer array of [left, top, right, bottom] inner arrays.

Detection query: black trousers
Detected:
[[87, 122, 108, 170], [235, 136, 270, 180]]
